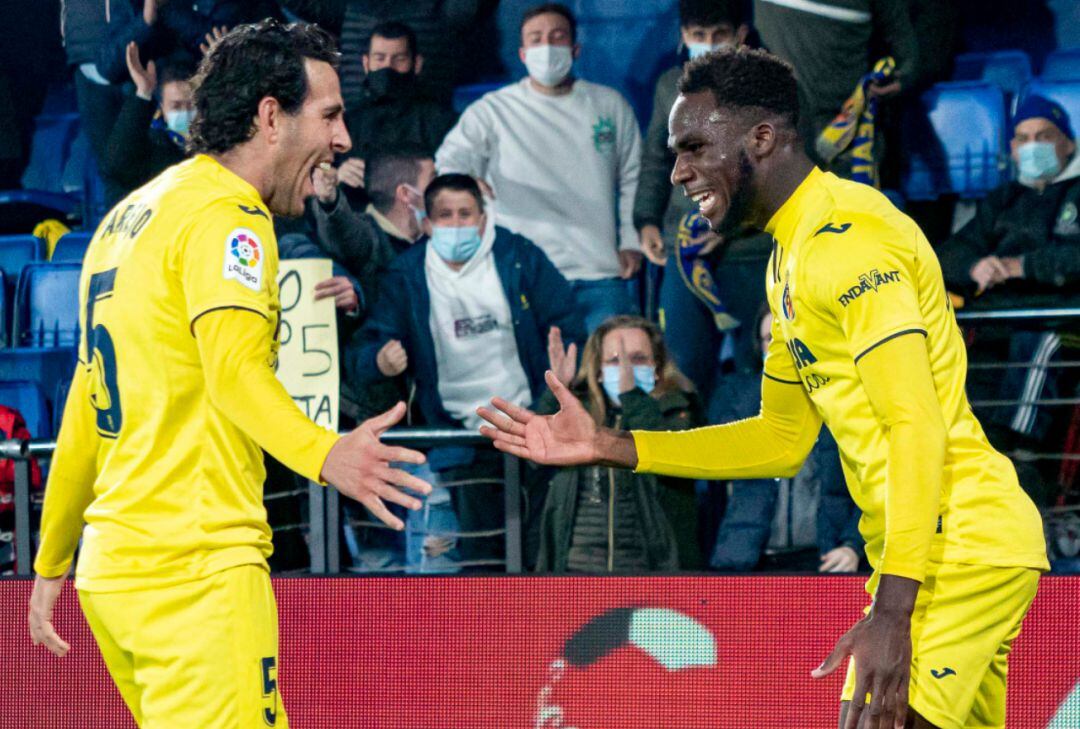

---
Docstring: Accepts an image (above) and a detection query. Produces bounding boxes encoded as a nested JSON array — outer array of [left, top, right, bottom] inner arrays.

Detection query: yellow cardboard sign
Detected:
[[275, 259, 339, 432]]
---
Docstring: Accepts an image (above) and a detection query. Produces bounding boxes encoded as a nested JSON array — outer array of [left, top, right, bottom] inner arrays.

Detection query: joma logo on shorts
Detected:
[[837, 269, 901, 307]]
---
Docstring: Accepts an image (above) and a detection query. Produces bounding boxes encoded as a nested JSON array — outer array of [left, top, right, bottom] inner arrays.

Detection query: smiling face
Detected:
[[268, 58, 351, 216], [668, 90, 756, 236]]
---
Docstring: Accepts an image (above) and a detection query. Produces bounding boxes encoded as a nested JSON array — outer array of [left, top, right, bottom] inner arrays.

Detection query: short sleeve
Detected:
[[808, 223, 926, 363], [181, 201, 277, 326], [763, 304, 801, 386]]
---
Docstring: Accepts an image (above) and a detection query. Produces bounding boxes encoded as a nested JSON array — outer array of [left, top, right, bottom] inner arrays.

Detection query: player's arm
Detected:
[[479, 314, 823, 479], [194, 308, 339, 483], [34, 364, 98, 578], [30, 364, 99, 658]]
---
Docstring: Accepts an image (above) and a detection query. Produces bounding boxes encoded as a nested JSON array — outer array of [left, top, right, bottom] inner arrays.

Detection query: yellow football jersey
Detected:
[[763, 167, 1048, 574], [64, 155, 284, 591]]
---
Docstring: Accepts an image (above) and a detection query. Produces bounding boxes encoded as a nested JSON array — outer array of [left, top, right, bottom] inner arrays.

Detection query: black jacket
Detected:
[[345, 78, 457, 160], [100, 94, 185, 192], [534, 386, 703, 573], [938, 159, 1080, 303]]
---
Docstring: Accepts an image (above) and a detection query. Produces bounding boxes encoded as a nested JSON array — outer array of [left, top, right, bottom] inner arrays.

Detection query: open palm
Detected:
[[478, 371, 598, 466]]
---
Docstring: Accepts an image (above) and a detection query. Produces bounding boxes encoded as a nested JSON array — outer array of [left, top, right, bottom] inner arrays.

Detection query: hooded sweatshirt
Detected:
[[426, 215, 531, 429]]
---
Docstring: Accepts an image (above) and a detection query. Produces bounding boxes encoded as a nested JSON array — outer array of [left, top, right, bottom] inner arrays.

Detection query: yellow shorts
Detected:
[[842, 562, 1040, 729], [78, 564, 287, 729]]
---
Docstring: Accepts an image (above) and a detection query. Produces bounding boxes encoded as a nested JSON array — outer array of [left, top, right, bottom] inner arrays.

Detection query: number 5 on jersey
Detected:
[[85, 268, 123, 438]]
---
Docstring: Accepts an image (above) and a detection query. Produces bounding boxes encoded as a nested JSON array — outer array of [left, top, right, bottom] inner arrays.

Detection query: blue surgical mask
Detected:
[[687, 41, 734, 60], [601, 365, 657, 405], [1017, 141, 1062, 181], [164, 108, 193, 137], [430, 225, 481, 263]]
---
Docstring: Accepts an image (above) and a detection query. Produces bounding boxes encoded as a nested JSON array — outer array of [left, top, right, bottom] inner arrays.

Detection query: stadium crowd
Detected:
[[1, 0, 1077, 576]]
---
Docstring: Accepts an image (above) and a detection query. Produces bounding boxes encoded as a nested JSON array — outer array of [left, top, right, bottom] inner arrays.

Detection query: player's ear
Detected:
[[748, 121, 778, 160], [256, 96, 282, 144]]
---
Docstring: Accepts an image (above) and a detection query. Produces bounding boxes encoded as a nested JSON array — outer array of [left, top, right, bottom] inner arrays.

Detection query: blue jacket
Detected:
[[347, 227, 584, 428]]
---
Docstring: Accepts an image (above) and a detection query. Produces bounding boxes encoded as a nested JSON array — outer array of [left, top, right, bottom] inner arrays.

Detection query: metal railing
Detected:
[[3, 430, 522, 576]]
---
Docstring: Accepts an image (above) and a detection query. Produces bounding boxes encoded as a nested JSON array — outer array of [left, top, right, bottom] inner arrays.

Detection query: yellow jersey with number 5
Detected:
[[69, 154, 282, 592], [763, 168, 1048, 576]]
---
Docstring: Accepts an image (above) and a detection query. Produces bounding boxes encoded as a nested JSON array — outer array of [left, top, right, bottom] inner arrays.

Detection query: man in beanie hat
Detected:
[[937, 94, 1080, 489]]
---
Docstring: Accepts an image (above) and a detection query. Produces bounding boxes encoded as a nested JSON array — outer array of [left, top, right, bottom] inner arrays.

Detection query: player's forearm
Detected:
[[632, 377, 821, 480], [34, 368, 98, 577], [195, 310, 340, 483]]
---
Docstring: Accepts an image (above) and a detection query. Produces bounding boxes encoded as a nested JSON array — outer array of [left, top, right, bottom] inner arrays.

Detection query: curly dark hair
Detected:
[[679, 47, 799, 128], [187, 18, 340, 155]]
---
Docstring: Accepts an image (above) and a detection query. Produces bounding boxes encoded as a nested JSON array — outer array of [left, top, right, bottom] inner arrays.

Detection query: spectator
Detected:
[[634, 0, 763, 406], [535, 315, 703, 572], [101, 46, 193, 192], [436, 3, 643, 332], [344, 22, 458, 164], [710, 310, 861, 572], [753, 0, 916, 174], [347, 173, 584, 563], [278, 0, 489, 107], [95, 1, 282, 85], [937, 96, 1080, 475], [310, 149, 436, 312]]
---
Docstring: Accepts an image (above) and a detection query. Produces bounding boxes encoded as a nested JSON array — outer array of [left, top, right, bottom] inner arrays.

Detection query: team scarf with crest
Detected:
[[815, 56, 896, 187], [674, 211, 739, 332]]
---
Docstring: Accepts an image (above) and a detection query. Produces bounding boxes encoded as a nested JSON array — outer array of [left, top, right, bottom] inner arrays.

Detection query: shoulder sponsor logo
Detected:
[[837, 269, 901, 307], [223, 227, 264, 291], [814, 222, 851, 236], [930, 667, 956, 679]]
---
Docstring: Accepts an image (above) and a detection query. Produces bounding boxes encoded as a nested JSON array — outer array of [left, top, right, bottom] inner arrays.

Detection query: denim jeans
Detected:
[[570, 278, 638, 333]]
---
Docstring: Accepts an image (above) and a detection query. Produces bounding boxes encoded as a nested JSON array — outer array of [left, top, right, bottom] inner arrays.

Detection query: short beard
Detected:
[[712, 149, 754, 238]]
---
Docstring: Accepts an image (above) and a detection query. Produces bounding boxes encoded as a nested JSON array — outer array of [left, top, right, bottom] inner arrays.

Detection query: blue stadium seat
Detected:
[[14, 263, 82, 348], [953, 51, 1033, 99], [0, 347, 77, 438], [0, 235, 43, 284], [51, 231, 93, 262], [1041, 48, 1080, 81], [1019, 80, 1080, 134], [452, 82, 506, 114], [901, 82, 1008, 201], [0, 380, 50, 439]]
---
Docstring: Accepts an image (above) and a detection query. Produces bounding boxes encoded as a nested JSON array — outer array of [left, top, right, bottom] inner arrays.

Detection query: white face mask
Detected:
[[523, 44, 574, 87], [164, 108, 194, 137]]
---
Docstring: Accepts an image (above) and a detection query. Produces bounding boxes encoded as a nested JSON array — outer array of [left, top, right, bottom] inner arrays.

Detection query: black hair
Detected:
[[679, 0, 742, 28], [368, 21, 418, 57], [188, 18, 339, 155], [366, 148, 431, 213], [424, 173, 484, 215], [679, 47, 799, 128], [157, 54, 197, 88], [521, 3, 577, 44]]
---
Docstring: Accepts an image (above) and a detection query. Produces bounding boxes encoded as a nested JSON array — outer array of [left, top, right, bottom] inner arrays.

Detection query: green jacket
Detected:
[[534, 385, 703, 572]]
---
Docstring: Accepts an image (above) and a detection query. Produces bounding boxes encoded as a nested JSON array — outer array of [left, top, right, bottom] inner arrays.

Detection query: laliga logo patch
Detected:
[[223, 228, 264, 291], [782, 281, 795, 321]]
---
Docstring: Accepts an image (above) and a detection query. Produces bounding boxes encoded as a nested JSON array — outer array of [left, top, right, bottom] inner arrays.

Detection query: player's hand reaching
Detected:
[[320, 402, 432, 531], [812, 575, 918, 729], [478, 371, 600, 466], [28, 569, 72, 658]]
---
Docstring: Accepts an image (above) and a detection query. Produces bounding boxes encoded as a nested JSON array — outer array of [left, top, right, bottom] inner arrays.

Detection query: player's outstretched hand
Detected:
[[478, 371, 599, 467], [812, 610, 912, 729], [28, 570, 71, 658], [321, 402, 432, 531]]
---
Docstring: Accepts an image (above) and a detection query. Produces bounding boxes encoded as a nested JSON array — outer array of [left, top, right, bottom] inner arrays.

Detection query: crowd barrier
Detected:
[[2, 575, 1077, 727]]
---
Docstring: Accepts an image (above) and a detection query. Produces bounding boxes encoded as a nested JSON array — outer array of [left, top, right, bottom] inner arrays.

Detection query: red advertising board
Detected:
[[3, 576, 1077, 728]]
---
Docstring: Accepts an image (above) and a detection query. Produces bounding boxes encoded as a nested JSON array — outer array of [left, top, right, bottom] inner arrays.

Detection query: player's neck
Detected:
[[209, 149, 273, 204], [752, 153, 816, 229]]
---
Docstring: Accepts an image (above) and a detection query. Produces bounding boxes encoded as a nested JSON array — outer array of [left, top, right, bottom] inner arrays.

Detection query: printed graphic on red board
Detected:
[[2, 577, 1077, 728]]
